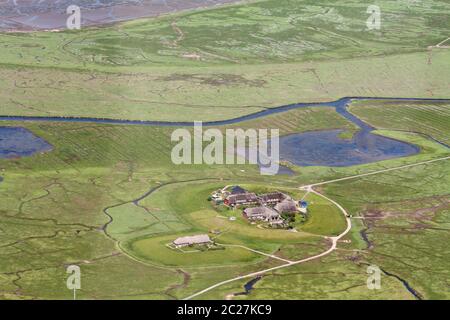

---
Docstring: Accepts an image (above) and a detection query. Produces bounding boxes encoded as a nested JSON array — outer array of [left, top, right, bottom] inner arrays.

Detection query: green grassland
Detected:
[[0, 0, 449, 300], [1, 51, 449, 122], [299, 193, 347, 236], [0, 0, 449, 121], [199, 159, 450, 300], [130, 233, 264, 267], [317, 160, 450, 300], [0, 106, 357, 173], [199, 251, 415, 300], [118, 180, 333, 267], [349, 100, 450, 145], [0, 105, 448, 299], [2, 0, 449, 69], [0, 108, 447, 181]]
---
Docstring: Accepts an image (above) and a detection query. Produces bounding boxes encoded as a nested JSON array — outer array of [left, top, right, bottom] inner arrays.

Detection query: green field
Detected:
[[318, 160, 450, 300], [198, 158, 450, 300], [0, 0, 449, 300], [130, 234, 264, 267], [0, 108, 448, 299], [0, 0, 449, 121], [349, 100, 450, 145], [117, 180, 338, 267], [300, 193, 347, 236], [2, 0, 449, 69]]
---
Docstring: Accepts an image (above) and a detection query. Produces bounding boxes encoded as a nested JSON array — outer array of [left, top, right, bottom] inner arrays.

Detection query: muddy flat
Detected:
[[0, 0, 241, 31]]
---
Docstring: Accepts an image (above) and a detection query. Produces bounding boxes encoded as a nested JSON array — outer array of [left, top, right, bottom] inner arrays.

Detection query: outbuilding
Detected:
[[244, 206, 281, 222], [173, 234, 211, 248], [274, 199, 298, 214], [224, 192, 259, 207]]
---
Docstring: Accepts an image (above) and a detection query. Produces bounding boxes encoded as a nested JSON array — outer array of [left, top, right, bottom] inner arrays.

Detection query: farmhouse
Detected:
[[215, 186, 302, 228], [274, 199, 298, 214], [259, 192, 287, 205], [224, 192, 259, 207], [173, 234, 211, 248], [244, 206, 281, 222], [230, 185, 247, 194]]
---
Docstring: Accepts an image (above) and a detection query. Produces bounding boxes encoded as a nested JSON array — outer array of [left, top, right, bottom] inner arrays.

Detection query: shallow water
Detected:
[[273, 97, 425, 167], [233, 276, 262, 296], [0, 127, 52, 158], [279, 129, 420, 167], [1, 97, 448, 166]]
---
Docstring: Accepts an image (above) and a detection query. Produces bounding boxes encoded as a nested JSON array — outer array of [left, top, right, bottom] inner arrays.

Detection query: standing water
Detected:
[[0, 127, 52, 158]]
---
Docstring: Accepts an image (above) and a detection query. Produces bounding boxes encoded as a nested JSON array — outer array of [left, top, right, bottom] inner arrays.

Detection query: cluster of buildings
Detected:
[[211, 186, 308, 228], [171, 186, 309, 248]]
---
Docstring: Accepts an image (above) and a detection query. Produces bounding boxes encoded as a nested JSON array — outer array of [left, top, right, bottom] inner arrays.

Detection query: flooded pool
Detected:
[[1, 97, 447, 168], [279, 129, 420, 167], [0, 127, 53, 158]]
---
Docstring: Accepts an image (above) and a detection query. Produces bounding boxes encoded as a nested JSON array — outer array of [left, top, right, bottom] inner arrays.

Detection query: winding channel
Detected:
[[1, 97, 449, 128], [1, 97, 449, 299], [2, 97, 449, 165]]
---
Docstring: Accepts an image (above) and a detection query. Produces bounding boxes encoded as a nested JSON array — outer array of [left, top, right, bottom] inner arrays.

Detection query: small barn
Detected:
[[259, 192, 287, 205], [244, 206, 281, 222], [173, 234, 211, 248], [274, 199, 298, 214], [224, 192, 259, 207]]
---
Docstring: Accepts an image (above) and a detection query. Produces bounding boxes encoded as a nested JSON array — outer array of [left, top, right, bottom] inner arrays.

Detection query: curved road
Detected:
[[2, 96, 447, 298], [183, 186, 352, 300], [183, 155, 450, 300]]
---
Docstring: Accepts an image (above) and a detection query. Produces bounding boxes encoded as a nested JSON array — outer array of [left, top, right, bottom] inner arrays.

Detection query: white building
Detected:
[[244, 206, 281, 222], [173, 234, 211, 248]]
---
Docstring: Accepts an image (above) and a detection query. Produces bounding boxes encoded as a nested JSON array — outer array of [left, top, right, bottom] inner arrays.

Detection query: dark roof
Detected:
[[231, 186, 247, 195], [260, 192, 286, 202], [226, 193, 258, 204], [275, 199, 298, 213]]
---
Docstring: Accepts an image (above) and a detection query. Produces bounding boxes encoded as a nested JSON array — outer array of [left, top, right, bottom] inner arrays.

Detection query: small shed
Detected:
[[173, 234, 211, 248], [274, 199, 298, 214]]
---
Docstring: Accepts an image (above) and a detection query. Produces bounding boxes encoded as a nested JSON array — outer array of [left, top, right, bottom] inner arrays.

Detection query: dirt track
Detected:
[[182, 155, 450, 300]]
